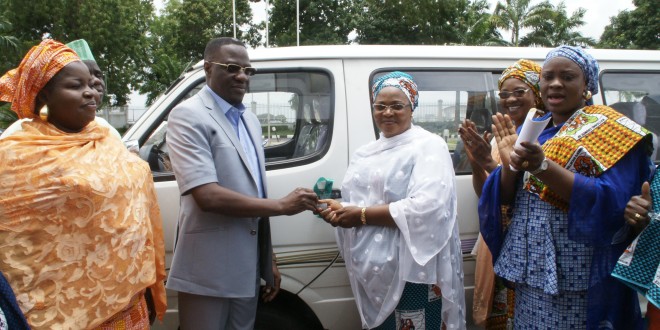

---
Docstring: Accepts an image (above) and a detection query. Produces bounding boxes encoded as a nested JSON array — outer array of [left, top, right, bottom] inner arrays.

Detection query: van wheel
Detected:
[[255, 290, 323, 330]]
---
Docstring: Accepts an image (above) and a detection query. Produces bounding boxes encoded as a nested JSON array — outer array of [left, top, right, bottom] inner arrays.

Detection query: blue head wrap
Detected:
[[371, 71, 419, 111], [545, 45, 599, 105]]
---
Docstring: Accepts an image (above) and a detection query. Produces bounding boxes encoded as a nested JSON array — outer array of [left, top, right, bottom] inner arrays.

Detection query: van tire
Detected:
[[255, 290, 323, 330]]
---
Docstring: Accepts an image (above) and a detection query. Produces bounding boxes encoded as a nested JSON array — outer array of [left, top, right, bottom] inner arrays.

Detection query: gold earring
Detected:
[[583, 90, 592, 100], [39, 105, 49, 121]]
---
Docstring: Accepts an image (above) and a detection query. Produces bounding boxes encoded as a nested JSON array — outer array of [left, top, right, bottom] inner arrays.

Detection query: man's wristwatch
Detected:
[[529, 157, 549, 175]]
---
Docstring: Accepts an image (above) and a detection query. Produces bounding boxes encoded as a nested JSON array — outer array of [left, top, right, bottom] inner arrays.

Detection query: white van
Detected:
[[122, 45, 660, 329]]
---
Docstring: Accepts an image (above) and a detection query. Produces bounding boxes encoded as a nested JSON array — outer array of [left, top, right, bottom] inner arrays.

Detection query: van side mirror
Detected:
[[124, 139, 140, 155]]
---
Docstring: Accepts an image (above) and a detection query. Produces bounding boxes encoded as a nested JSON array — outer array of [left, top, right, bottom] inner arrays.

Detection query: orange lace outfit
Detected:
[[0, 120, 166, 328], [0, 39, 166, 329]]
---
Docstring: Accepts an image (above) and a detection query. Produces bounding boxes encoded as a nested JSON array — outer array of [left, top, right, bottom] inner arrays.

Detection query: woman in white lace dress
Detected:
[[319, 71, 465, 330]]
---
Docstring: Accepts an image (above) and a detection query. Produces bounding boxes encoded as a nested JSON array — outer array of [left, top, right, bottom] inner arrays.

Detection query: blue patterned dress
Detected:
[[479, 113, 651, 330], [0, 272, 29, 329]]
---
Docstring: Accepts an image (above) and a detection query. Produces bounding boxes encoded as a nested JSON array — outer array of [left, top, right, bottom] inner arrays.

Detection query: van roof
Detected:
[[189, 45, 659, 70], [246, 45, 657, 62]]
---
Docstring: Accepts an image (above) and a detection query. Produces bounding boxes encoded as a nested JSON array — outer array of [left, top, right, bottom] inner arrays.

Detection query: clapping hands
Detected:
[[458, 119, 496, 172], [491, 113, 518, 170]]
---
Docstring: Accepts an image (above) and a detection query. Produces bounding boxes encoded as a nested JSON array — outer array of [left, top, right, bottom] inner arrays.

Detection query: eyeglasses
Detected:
[[498, 88, 530, 99], [372, 103, 410, 112], [206, 61, 257, 76]]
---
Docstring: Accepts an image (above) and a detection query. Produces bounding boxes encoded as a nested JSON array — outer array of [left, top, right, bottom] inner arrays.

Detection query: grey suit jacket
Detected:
[[165, 87, 274, 298]]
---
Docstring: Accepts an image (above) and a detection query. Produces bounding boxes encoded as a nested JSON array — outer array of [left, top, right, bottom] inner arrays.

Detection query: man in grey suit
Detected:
[[166, 37, 319, 330]]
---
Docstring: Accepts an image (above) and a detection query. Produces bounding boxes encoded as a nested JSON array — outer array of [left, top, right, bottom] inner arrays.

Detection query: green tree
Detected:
[[138, 0, 261, 106], [0, 103, 17, 130], [0, 15, 18, 54], [1, 0, 155, 106], [455, 0, 506, 46], [0, 12, 20, 129], [520, 2, 595, 47], [599, 0, 659, 50], [154, 0, 260, 60], [354, 0, 485, 45], [269, 0, 357, 46], [137, 50, 190, 107], [0, 12, 22, 84], [491, 0, 554, 46]]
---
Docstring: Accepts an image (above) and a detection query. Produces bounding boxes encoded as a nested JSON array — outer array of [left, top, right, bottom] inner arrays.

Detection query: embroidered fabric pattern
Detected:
[[524, 105, 651, 210]]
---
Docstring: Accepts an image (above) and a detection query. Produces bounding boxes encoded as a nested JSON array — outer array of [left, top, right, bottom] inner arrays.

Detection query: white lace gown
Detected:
[[336, 125, 466, 329]]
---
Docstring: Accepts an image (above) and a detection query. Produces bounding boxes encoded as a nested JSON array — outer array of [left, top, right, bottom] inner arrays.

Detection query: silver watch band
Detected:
[[529, 157, 548, 175]]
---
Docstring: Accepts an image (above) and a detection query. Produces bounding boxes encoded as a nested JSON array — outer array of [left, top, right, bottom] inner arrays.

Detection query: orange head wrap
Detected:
[[0, 39, 80, 119], [498, 59, 544, 110]]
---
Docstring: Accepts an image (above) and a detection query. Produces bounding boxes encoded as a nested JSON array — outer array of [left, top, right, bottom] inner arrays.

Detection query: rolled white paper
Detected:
[[509, 108, 551, 171]]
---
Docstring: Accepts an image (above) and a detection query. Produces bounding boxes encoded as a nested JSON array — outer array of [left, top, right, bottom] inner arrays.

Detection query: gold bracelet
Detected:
[[360, 207, 367, 225]]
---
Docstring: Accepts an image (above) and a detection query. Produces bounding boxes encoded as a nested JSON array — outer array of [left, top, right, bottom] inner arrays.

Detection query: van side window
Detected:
[[139, 70, 333, 177], [601, 71, 660, 161], [371, 71, 499, 174], [248, 71, 333, 167]]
